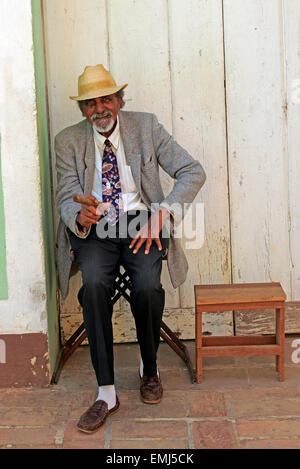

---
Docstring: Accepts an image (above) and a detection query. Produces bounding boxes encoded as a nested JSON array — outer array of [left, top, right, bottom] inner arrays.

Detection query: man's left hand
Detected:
[[129, 207, 170, 254]]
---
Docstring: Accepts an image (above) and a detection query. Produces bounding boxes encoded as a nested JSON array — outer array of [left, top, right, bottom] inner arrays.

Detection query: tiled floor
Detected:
[[0, 336, 300, 449]]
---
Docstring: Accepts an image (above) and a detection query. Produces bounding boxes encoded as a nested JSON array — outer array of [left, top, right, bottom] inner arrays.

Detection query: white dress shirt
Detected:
[[92, 116, 148, 213]]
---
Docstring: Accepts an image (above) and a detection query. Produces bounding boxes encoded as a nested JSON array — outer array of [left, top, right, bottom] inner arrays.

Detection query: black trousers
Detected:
[[68, 211, 169, 386]]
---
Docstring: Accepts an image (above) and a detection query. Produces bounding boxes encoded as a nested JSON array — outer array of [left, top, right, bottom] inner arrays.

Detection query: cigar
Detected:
[[73, 195, 102, 207]]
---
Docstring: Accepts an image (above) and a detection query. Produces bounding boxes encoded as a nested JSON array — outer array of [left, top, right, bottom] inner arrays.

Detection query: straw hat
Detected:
[[70, 64, 128, 101]]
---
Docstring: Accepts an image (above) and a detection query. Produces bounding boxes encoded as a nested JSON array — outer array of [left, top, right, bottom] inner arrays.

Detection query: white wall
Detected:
[[224, 0, 291, 289], [0, 0, 47, 333]]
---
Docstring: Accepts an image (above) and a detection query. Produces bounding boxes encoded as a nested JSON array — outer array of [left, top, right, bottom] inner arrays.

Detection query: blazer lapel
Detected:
[[84, 121, 95, 196], [119, 111, 141, 193]]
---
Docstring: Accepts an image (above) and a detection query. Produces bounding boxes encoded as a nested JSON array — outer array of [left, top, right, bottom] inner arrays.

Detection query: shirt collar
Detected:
[[93, 115, 120, 151]]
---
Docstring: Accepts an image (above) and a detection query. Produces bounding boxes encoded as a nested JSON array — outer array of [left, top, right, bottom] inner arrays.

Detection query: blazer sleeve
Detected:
[[151, 114, 206, 222], [55, 131, 90, 238]]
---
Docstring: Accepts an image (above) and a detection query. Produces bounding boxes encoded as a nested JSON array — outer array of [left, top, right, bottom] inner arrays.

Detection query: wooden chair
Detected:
[[51, 260, 196, 384]]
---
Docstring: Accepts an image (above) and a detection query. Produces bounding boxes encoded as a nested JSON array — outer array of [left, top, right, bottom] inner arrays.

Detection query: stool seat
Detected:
[[194, 282, 286, 383], [194, 282, 286, 306]]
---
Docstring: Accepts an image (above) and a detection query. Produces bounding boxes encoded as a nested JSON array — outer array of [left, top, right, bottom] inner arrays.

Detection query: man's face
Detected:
[[80, 94, 122, 136]]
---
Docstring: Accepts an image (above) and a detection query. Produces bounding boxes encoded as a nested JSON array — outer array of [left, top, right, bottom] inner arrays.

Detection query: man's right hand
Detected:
[[76, 194, 101, 228]]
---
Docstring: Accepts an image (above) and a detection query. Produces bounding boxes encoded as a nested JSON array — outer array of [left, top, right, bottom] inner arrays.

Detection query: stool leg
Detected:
[[196, 309, 202, 383], [276, 307, 285, 382]]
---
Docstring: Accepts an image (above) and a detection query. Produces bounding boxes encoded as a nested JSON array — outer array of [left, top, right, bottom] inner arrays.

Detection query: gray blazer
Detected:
[[55, 111, 206, 299]]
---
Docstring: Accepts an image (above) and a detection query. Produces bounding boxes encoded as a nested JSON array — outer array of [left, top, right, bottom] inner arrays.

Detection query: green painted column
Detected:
[[0, 134, 8, 300], [31, 0, 60, 376]]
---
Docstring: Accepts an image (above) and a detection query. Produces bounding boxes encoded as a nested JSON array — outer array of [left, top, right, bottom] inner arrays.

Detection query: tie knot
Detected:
[[104, 139, 112, 148]]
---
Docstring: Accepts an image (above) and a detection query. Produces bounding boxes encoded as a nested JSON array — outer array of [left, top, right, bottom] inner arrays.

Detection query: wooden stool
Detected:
[[51, 265, 196, 384], [194, 282, 286, 383]]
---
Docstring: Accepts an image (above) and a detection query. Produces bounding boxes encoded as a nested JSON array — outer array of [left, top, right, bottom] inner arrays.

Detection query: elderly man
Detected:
[[55, 64, 206, 433]]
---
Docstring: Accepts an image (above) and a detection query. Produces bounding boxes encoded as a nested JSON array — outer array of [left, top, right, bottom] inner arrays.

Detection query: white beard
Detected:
[[92, 116, 115, 134]]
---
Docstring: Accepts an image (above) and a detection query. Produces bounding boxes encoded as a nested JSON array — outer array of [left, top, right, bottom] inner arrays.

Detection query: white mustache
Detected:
[[92, 112, 112, 120]]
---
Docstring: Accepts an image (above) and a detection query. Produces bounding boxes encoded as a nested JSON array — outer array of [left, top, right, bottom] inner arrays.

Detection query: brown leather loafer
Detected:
[[77, 396, 120, 433], [140, 373, 163, 404]]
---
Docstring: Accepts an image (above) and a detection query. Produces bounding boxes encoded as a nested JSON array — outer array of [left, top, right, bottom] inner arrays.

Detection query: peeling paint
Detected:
[[30, 281, 47, 304], [30, 356, 37, 366]]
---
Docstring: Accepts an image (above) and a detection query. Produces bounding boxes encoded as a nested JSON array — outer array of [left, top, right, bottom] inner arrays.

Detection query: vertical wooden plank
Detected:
[[108, 0, 180, 309], [223, 1, 291, 297], [43, 0, 110, 336], [283, 0, 300, 301], [43, 0, 108, 139], [168, 1, 232, 316], [107, 0, 172, 130]]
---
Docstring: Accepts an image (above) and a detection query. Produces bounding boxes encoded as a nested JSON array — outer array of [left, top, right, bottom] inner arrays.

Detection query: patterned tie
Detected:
[[102, 139, 123, 225]]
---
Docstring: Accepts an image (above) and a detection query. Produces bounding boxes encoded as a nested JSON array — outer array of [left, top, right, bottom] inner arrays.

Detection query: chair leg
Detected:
[[50, 322, 86, 384], [52, 320, 196, 384], [276, 307, 285, 382], [160, 321, 196, 383]]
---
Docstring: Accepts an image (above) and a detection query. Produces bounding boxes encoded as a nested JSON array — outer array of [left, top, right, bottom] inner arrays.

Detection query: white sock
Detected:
[[96, 385, 116, 410], [139, 358, 159, 378]]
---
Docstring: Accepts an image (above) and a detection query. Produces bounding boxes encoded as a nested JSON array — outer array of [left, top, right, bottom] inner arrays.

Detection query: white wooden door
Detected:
[[42, 0, 300, 342]]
